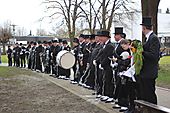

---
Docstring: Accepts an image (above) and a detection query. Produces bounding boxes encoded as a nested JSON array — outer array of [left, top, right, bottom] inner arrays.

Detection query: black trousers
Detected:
[[102, 67, 114, 98], [8, 57, 12, 66], [84, 64, 95, 88], [20, 55, 26, 68], [117, 76, 129, 107], [95, 65, 104, 95], [138, 77, 157, 104], [35, 56, 42, 71], [15, 56, 20, 67]]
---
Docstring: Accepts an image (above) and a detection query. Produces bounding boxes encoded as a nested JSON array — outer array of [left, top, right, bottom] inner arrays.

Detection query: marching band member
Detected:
[[51, 39, 61, 77], [78, 34, 86, 80], [44, 41, 52, 74], [30, 42, 37, 70], [95, 30, 115, 103], [6, 46, 13, 66], [71, 38, 81, 84], [27, 41, 33, 69], [62, 40, 71, 79], [20, 43, 26, 68], [112, 27, 127, 104], [79, 35, 91, 85], [83, 34, 97, 89], [35, 41, 44, 72], [15, 43, 21, 67]]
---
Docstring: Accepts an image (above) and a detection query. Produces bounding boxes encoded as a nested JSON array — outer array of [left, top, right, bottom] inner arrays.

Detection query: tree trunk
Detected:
[[2, 42, 6, 55], [102, 0, 106, 30], [141, 0, 160, 42]]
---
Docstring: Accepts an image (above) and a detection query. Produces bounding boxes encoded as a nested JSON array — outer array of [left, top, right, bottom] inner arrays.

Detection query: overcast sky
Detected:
[[0, 0, 169, 35]]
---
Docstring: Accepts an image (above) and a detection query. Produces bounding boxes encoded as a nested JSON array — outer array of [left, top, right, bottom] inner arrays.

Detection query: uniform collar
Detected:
[[145, 30, 153, 41], [105, 39, 110, 45]]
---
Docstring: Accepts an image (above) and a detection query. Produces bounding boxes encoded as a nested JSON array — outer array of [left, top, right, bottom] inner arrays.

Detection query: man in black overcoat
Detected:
[[95, 30, 115, 102], [138, 17, 161, 104]]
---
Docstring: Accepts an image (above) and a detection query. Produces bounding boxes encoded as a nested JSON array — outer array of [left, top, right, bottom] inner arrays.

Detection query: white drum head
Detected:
[[57, 50, 75, 69]]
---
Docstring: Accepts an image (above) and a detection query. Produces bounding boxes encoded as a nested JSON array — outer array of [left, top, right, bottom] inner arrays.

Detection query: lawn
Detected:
[[0, 66, 33, 77], [157, 56, 170, 88], [1, 55, 8, 63]]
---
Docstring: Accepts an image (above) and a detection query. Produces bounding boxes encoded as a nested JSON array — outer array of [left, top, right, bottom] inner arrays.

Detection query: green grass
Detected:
[[157, 56, 170, 88], [159, 56, 170, 65], [0, 66, 34, 77], [1, 55, 8, 63]]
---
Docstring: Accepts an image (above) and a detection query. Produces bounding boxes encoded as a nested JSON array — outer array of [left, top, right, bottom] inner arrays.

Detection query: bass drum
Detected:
[[56, 50, 75, 69]]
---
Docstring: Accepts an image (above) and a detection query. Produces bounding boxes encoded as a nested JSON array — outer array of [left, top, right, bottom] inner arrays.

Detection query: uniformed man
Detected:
[[35, 41, 44, 72], [30, 42, 37, 70], [20, 43, 26, 68], [95, 30, 115, 102], [6, 46, 13, 66], [51, 39, 61, 77], [71, 38, 81, 84], [12, 44, 17, 66], [15, 43, 21, 67], [138, 17, 160, 104], [27, 41, 33, 69], [44, 41, 52, 74]]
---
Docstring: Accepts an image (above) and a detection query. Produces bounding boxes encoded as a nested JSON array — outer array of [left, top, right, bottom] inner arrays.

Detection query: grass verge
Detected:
[[1, 55, 8, 63], [157, 56, 170, 88], [0, 66, 34, 77]]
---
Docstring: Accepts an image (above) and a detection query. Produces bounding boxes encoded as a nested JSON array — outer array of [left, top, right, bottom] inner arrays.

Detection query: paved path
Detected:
[[0, 63, 8, 66], [157, 87, 170, 108], [41, 73, 170, 113]]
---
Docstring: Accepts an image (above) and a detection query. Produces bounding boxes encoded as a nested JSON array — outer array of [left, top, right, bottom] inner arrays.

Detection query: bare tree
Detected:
[[0, 21, 12, 54], [16, 27, 27, 36], [78, 0, 138, 33], [36, 28, 48, 36], [43, 0, 84, 46]]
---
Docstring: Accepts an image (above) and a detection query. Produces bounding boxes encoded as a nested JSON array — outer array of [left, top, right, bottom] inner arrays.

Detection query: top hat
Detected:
[[33, 42, 37, 45], [43, 41, 47, 44], [58, 39, 63, 43], [38, 41, 42, 44], [140, 17, 152, 26], [79, 34, 85, 38], [114, 27, 126, 38], [62, 40, 68, 44], [90, 34, 96, 40], [53, 39, 59, 43], [83, 35, 90, 39], [96, 30, 111, 38], [114, 27, 124, 34], [73, 38, 79, 44]]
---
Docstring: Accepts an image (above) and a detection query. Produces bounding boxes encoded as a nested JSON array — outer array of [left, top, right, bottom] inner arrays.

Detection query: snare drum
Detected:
[[56, 50, 75, 69]]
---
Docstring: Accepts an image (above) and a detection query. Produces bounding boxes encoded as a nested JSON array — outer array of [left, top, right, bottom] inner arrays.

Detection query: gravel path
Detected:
[[0, 73, 108, 113]]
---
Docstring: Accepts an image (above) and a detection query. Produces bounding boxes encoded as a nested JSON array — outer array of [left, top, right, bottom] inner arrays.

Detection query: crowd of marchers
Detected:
[[6, 17, 161, 113]]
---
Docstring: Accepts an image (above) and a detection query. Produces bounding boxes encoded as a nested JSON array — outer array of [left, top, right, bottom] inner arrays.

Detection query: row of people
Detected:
[[6, 17, 160, 113]]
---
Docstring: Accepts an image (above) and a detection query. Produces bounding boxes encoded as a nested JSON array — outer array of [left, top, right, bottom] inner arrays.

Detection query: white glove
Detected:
[[87, 63, 90, 68], [78, 54, 83, 57], [71, 50, 75, 55], [93, 60, 97, 66], [110, 62, 118, 68], [99, 64, 104, 70]]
